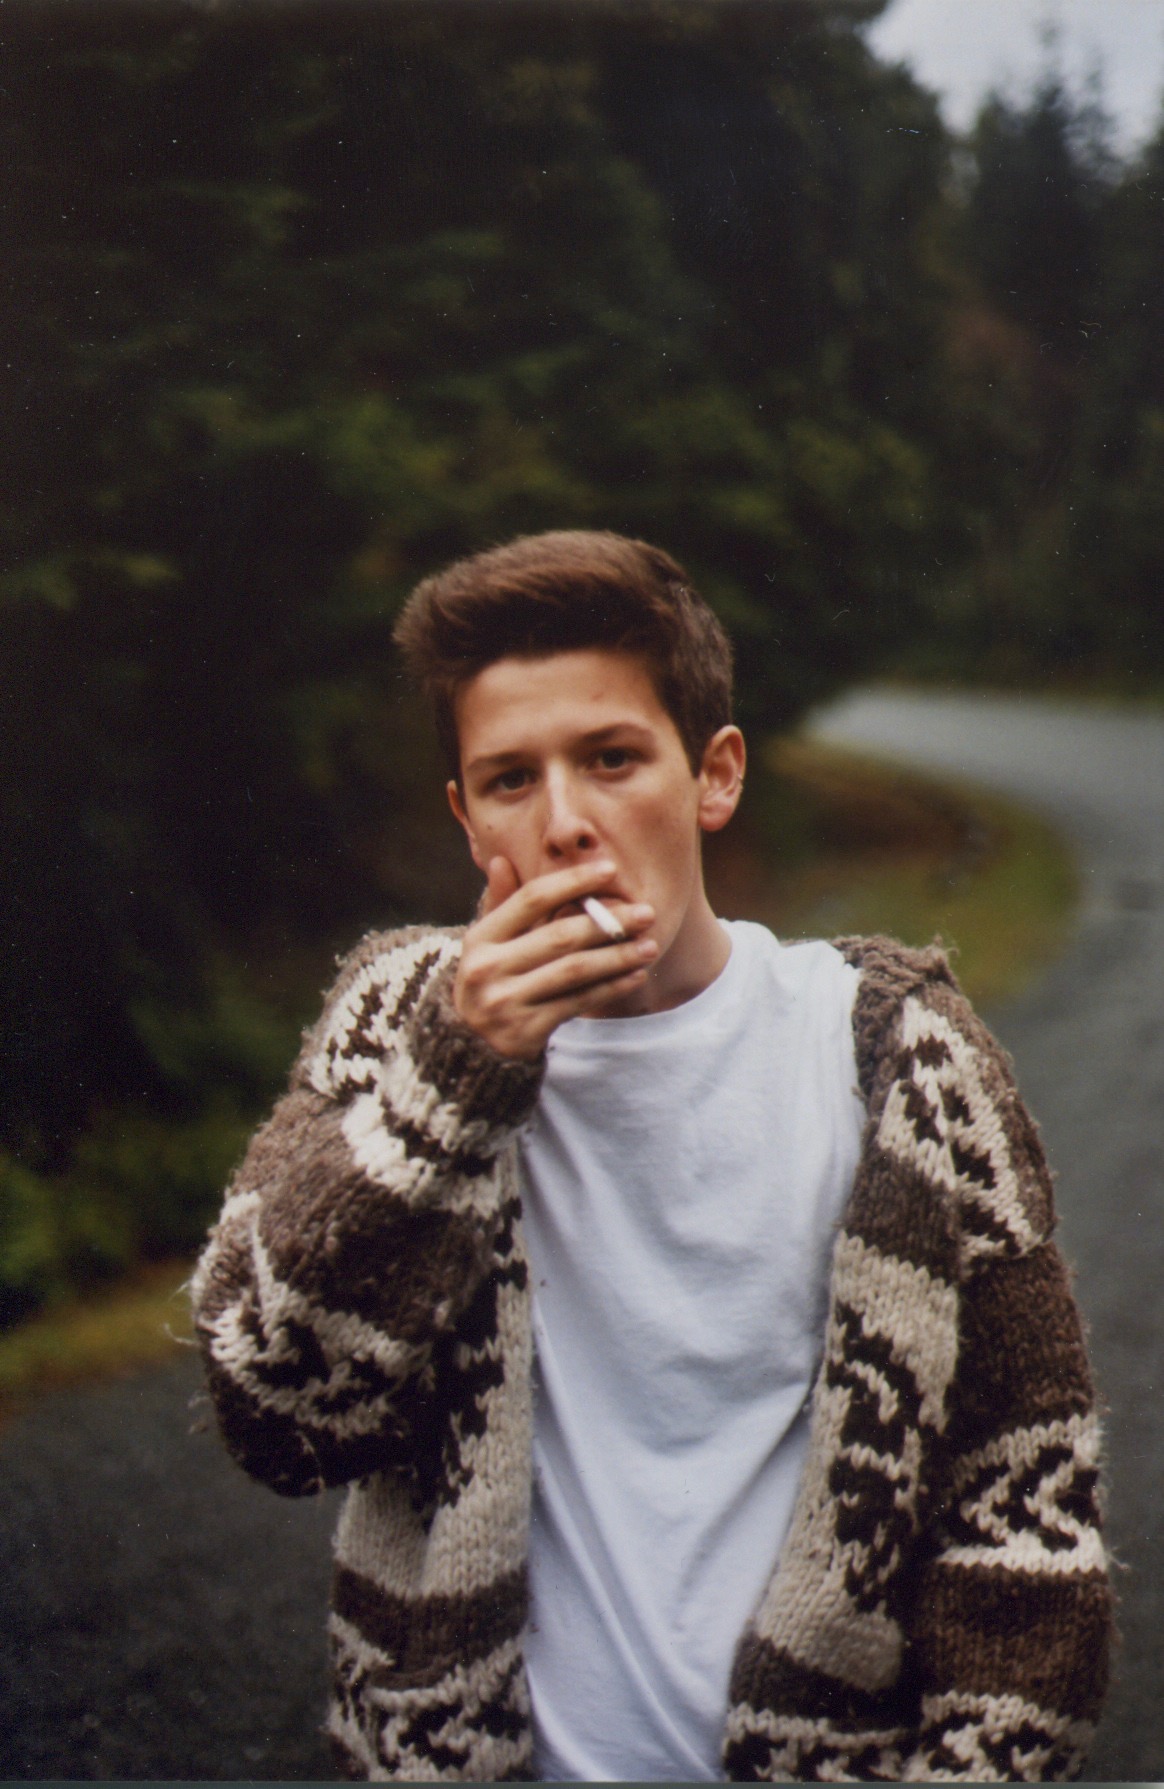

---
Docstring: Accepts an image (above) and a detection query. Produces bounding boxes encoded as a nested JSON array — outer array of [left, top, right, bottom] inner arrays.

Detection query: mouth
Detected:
[[580, 894, 626, 940], [553, 894, 625, 925]]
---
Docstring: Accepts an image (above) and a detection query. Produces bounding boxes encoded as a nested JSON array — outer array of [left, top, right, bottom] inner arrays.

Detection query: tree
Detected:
[[0, 0, 982, 1315]]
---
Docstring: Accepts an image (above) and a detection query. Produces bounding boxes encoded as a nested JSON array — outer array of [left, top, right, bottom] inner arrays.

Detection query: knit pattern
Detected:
[[722, 939, 1109, 1782], [191, 928, 1111, 1782]]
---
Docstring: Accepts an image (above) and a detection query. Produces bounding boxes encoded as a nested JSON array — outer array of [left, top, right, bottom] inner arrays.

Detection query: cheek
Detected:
[[633, 808, 700, 902], [474, 809, 540, 874]]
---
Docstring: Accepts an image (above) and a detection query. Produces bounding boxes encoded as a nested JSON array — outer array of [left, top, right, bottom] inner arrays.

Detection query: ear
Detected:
[[697, 726, 746, 834], [447, 779, 487, 872]]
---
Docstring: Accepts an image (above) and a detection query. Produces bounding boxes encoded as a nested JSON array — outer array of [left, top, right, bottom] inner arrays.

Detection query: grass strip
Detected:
[[706, 734, 1078, 1008], [0, 1259, 194, 1426]]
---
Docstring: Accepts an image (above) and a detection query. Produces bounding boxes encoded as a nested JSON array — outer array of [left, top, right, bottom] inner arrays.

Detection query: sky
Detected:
[[864, 0, 1164, 153]]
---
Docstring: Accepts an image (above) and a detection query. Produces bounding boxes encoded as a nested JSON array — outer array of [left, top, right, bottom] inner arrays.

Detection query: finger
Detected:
[[477, 856, 520, 920], [580, 895, 625, 941], [573, 962, 653, 1009], [490, 902, 655, 979], [473, 859, 620, 943], [524, 962, 654, 1043], [516, 933, 658, 1006]]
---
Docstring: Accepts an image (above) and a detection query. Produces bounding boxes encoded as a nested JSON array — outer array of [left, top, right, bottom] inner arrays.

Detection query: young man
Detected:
[[193, 532, 1111, 1782]]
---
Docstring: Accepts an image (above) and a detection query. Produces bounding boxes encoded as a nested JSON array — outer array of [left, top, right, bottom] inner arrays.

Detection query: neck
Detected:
[[612, 885, 731, 1017]]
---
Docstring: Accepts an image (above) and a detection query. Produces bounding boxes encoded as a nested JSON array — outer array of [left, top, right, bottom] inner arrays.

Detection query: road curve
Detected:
[[810, 686, 1164, 1783], [1, 688, 1160, 1781]]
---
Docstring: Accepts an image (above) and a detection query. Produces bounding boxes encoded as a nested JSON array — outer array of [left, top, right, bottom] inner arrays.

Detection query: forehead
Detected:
[[455, 648, 678, 754]]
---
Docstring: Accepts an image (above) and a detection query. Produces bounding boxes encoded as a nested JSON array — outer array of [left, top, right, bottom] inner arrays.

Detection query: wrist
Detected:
[[413, 962, 546, 1122]]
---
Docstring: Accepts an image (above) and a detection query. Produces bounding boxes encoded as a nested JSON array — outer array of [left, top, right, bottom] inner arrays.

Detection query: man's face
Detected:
[[448, 648, 741, 996]]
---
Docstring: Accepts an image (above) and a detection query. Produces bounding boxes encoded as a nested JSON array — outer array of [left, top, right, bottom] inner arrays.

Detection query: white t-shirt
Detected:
[[517, 921, 865, 1783]]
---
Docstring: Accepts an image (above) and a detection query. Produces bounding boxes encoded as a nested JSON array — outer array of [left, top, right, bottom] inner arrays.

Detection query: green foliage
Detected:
[[904, 52, 1164, 688], [0, 953, 305, 1325], [1061, 128, 1164, 671], [0, 0, 1127, 1325], [0, 1106, 253, 1329], [965, 72, 1112, 354]]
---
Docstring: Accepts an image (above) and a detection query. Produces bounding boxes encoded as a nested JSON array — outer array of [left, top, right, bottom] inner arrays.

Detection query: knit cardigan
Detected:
[[191, 926, 1112, 1782]]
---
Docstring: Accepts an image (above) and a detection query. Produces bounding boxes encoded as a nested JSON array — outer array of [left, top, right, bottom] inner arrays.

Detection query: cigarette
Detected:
[[582, 895, 625, 942]]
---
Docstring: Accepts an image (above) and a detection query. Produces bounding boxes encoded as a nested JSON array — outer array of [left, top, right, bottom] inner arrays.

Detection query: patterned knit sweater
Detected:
[[191, 926, 1112, 1782]]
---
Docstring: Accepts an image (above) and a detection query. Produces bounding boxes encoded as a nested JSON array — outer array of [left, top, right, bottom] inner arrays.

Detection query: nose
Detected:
[[542, 768, 600, 862]]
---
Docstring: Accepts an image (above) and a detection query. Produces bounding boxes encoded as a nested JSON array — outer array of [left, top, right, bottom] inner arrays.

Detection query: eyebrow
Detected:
[[463, 721, 655, 779]]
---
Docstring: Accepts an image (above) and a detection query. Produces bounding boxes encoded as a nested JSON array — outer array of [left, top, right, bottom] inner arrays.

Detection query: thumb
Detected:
[[477, 855, 520, 919]]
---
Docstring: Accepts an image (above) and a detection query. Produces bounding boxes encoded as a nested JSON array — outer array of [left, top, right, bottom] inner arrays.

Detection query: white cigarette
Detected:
[[582, 895, 625, 941]]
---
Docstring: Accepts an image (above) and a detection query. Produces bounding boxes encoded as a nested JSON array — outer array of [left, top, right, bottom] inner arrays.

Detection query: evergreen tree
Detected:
[[0, 0, 1000, 1313]]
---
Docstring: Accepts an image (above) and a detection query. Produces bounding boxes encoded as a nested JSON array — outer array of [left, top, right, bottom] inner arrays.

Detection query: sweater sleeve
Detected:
[[189, 925, 544, 1501], [890, 984, 1112, 1782]]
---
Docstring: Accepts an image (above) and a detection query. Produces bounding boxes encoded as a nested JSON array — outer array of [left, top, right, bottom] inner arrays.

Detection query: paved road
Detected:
[[810, 687, 1164, 1783], [0, 1354, 341, 1779], [2, 687, 1160, 1781]]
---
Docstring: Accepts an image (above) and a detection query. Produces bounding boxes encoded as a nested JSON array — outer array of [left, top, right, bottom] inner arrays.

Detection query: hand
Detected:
[[453, 857, 657, 1060]]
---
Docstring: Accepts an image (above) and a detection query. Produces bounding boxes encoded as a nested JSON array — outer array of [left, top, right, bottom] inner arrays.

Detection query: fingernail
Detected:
[[636, 938, 658, 958], [628, 904, 654, 921]]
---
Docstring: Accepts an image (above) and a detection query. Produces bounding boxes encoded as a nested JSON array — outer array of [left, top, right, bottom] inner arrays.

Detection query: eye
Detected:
[[489, 766, 531, 794], [595, 746, 634, 772]]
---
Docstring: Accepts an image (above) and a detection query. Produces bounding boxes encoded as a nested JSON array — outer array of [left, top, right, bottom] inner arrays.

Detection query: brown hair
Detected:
[[392, 530, 733, 775]]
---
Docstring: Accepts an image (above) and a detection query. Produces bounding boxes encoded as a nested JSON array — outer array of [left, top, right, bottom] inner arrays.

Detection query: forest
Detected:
[[3, 0, 1163, 1323]]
